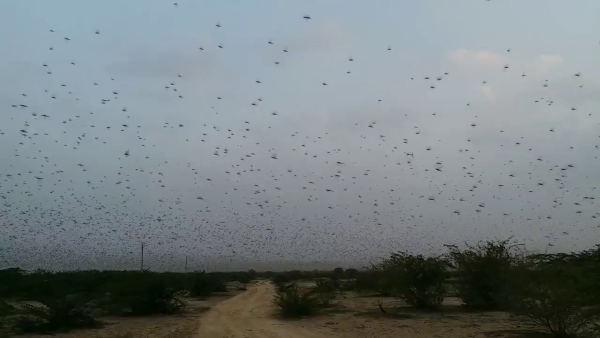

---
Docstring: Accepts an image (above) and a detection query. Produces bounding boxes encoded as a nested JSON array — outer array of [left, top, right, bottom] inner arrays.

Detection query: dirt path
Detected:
[[195, 281, 315, 338]]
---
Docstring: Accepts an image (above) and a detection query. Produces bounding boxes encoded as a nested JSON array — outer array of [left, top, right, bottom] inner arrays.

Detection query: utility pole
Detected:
[[185, 255, 188, 273], [140, 242, 144, 272]]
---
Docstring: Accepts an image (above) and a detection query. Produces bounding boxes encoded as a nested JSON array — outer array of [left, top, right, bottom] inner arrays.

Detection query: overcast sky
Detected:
[[1, 0, 600, 271]]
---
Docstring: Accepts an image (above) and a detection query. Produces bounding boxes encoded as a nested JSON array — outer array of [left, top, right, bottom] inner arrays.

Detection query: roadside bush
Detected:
[[210, 279, 228, 293], [380, 252, 448, 310], [445, 239, 521, 309], [231, 272, 252, 284], [271, 274, 291, 288], [13, 298, 99, 334], [274, 284, 321, 317], [115, 281, 185, 316], [507, 254, 600, 337], [189, 274, 227, 297], [312, 279, 336, 306]]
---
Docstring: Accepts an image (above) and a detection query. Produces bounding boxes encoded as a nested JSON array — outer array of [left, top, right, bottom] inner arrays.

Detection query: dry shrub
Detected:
[[273, 284, 321, 317], [13, 298, 100, 334], [445, 239, 522, 309], [377, 252, 448, 310], [507, 252, 600, 337], [312, 279, 337, 306]]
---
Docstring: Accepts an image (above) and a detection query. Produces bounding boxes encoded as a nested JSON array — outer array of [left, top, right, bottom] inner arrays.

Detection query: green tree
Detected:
[[380, 252, 448, 310], [445, 239, 522, 309]]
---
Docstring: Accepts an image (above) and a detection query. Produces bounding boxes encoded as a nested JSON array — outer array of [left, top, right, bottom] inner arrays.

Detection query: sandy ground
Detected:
[[12, 282, 533, 338], [194, 281, 527, 338], [195, 280, 317, 338]]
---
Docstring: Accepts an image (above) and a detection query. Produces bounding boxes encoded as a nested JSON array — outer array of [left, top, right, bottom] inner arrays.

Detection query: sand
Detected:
[[194, 281, 528, 338], [17, 282, 534, 338]]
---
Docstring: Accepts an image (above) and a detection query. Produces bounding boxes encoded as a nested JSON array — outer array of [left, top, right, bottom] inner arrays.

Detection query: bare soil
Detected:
[[16, 281, 536, 338], [194, 281, 530, 338]]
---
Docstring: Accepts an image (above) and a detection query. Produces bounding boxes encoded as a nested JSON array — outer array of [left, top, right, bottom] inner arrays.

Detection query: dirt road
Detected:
[[194, 281, 516, 338], [195, 281, 316, 338]]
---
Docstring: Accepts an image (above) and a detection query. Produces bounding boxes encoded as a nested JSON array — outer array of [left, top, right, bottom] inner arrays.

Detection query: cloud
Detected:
[[448, 48, 509, 69], [533, 54, 563, 74]]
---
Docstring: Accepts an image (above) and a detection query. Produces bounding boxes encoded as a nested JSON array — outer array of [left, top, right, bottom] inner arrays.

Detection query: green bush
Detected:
[[114, 281, 185, 316], [507, 254, 600, 337], [273, 284, 321, 317], [312, 279, 336, 306], [271, 274, 291, 287], [344, 268, 358, 279], [445, 239, 521, 309], [189, 274, 227, 297], [354, 270, 387, 294], [0, 268, 24, 298], [13, 298, 100, 334], [379, 252, 448, 310]]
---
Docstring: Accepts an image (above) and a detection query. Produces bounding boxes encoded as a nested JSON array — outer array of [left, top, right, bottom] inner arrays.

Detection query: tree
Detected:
[[344, 268, 358, 279], [333, 267, 344, 279], [445, 239, 522, 309], [379, 252, 448, 310], [507, 255, 600, 337]]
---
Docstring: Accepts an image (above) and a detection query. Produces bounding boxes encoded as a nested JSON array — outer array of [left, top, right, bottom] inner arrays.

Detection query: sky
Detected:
[[1, 0, 600, 271]]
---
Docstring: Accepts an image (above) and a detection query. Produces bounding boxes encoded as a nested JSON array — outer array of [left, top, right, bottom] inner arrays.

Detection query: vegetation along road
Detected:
[[195, 281, 313, 338]]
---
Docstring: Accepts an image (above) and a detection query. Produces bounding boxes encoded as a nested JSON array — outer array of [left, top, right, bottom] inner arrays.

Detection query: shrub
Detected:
[[333, 268, 345, 279], [273, 284, 321, 317], [0, 268, 24, 298], [115, 281, 185, 316], [271, 274, 291, 287], [287, 270, 304, 281], [379, 252, 448, 310], [445, 239, 521, 309], [312, 279, 336, 306], [507, 255, 600, 337], [210, 279, 228, 293], [344, 268, 358, 279], [189, 274, 227, 297], [231, 272, 252, 284], [13, 298, 99, 334], [354, 270, 387, 294], [0, 301, 15, 317]]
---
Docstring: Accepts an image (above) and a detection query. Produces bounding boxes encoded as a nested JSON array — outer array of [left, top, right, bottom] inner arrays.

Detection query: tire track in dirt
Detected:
[[194, 281, 316, 338]]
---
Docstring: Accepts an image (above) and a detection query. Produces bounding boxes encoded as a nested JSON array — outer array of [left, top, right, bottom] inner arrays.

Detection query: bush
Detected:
[[0, 268, 24, 298], [13, 298, 99, 334], [344, 268, 358, 279], [210, 279, 228, 293], [354, 270, 388, 294], [273, 284, 321, 317], [115, 281, 185, 316], [189, 274, 227, 297], [271, 274, 291, 288], [0, 301, 15, 317], [445, 239, 521, 309], [378, 252, 448, 310], [507, 255, 600, 337], [312, 279, 336, 306]]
